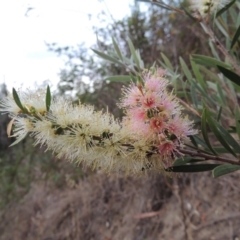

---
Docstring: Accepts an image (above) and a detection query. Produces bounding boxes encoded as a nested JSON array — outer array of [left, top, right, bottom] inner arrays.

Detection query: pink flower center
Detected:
[[144, 97, 155, 108], [158, 142, 175, 155], [150, 118, 165, 131]]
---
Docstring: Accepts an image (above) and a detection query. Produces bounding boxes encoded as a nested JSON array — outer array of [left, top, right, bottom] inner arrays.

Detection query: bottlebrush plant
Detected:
[[1, 0, 240, 177]]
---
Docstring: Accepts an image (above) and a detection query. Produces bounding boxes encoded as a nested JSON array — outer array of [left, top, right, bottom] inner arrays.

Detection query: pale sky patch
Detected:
[[0, 0, 135, 91]]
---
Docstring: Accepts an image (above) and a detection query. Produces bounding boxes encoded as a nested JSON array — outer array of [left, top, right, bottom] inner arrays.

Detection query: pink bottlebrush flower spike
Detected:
[[119, 68, 197, 169]]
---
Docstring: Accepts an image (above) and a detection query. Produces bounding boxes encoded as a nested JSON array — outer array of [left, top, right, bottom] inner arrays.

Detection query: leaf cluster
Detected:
[[47, 1, 212, 117], [92, 1, 240, 177]]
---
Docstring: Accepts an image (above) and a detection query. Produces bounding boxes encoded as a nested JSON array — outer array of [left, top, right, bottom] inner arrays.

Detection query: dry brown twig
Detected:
[[133, 210, 162, 219]]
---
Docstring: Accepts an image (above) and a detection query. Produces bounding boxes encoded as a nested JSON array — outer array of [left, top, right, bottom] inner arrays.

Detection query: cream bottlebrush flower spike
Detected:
[[190, 0, 231, 17], [1, 88, 47, 116], [1, 70, 197, 175], [1, 90, 156, 174]]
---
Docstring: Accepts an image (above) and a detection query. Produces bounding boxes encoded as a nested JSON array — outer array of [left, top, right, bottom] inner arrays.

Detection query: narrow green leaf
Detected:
[[92, 49, 122, 65], [207, 81, 218, 92], [229, 126, 237, 133], [216, 122, 240, 153], [104, 75, 132, 83], [46, 85, 51, 112], [217, 65, 240, 87], [215, 19, 229, 38], [229, 7, 238, 27], [183, 81, 191, 104], [217, 106, 222, 122], [209, 40, 220, 60], [226, 75, 239, 98], [237, 8, 240, 28], [235, 106, 240, 140], [127, 37, 141, 69], [161, 53, 173, 71], [190, 83, 198, 108], [130, 73, 139, 84], [191, 80, 215, 106], [190, 135, 213, 153], [177, 91, 191, 98], [112, 37, 123, 60], [173, 157, 204, 166], [205, 109, 238, 157], [191, 60, 207, 91], [212, 147, 232, 154], [189, 135, 198, 149], [216, 0, 236, 17], [135, 49, 144, 69], [12, 88, 24, 112], [201, 109, 217, 155], [192, 55, 231, 69], [212, 164, 240, 178], [231, 24, 240, 49], [199, 65, 221, 82], [180, 57, 192, 81], [166, 164, 220, 172], [216, 83, 226, 105]]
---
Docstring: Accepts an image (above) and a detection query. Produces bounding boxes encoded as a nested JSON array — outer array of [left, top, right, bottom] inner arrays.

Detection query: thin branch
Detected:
[[179, 148, 240, 165], [200, 22, 240, 76], [151, 0, 185, 14], [177, 97, 201, 117]]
